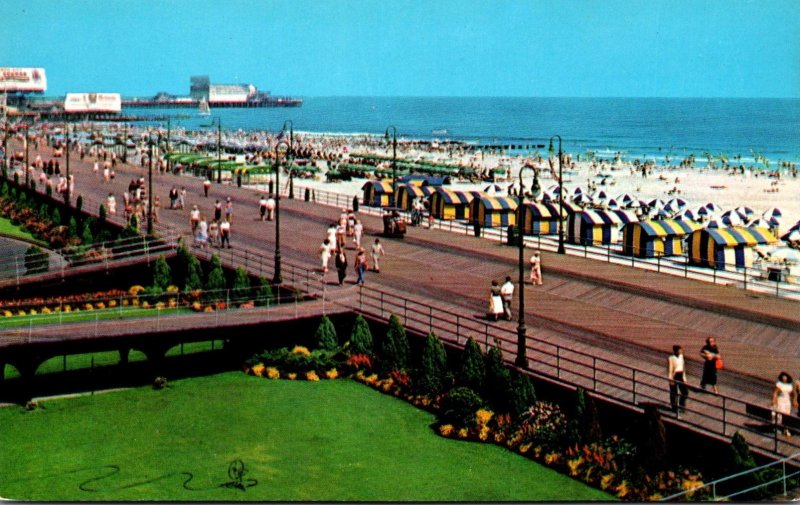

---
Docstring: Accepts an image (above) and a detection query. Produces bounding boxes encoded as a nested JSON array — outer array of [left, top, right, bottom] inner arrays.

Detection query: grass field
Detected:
[[0, 372, 612, 501], [0, 217, 41, 244], [0, 306, 193, 329]]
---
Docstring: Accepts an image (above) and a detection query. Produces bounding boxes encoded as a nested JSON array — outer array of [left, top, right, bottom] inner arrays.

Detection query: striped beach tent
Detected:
[[362, 180, 394, 207], [469, 196, 518, 228], [622, 219, 701, 258], [567, 209, 623, 246], [687, 226, 778, 270], [613, 209, 639, 225], [521, 202, 560, 235], [430, 188, 478, 220], [396, 183, 436, 210]]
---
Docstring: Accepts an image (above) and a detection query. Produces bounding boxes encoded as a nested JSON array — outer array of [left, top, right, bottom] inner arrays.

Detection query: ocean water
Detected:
[[126, 97, 800, 165]]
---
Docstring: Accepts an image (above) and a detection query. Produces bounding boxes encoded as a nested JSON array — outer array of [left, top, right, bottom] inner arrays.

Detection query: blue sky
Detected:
[[2, 0, 798, 98]]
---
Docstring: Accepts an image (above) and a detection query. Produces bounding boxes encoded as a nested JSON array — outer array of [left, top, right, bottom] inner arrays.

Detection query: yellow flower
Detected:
[[615, 481, 630, 499], [29, 309, 37, 315], [63, 305, 72, 312], [4, 310, 12, 317], [95, 302, 105, 310], [600, 474, 615, 490], [168, 299, 177, 308], [132, 299, 140, 306], [306, 371, 320, 381], [476, 409, 494, 426], [166, 285, 179, 293], [128, 285, 145, 296], [266, 367, 280, 379], [325, 369, 339, 379], [567, 457, 584, 476], [142, 301, 150, 309], [203, 305, 213, 312], [250, 364, 265, 377], [17, 310, 26, 316], [41, 307, 51, 314], [544, 452, 561, 465], [478, 426, 490, 441], [291, 345, 311, 356], [286, 373, 297, 380], [84, 303, 94, 311], [439, 424, 454, 437], [493, 432, 506, 444], [121, 299, 129, 306], [457, 428, 469, 439], [519, 443, 532, 454], [155, 302, 165, 310]]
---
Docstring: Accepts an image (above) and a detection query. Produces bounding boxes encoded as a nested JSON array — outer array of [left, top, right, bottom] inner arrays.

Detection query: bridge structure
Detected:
[[2, 137, 800, 460]]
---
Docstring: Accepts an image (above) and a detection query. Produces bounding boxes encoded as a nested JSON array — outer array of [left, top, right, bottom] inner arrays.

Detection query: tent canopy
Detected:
[[632, 219, 701, 237], [705, 226, 777, 246], [361, 180, 394, 194], [475, 196, 518, 211]]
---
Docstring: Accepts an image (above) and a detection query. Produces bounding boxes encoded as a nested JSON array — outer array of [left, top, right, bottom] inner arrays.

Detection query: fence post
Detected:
[[15, 257, 20, 287], [556, 346, 560, 377], [404, 298, 407, 325], [632, 369, 637, 404], [593, 357, 597, 390], [95, 312, 99, 337]]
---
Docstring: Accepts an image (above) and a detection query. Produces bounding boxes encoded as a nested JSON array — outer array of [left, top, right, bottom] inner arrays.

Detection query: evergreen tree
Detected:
[[507, 369, 537, 416], [348, 314, 374, 355], [152, 255, 172, 290], [232, 267, 250, 302], [255, 277, 274, 306], [173, 243, 191, 289], [98, 203, 107, 222], [204, 254, 225, 301], [68, 216, 78, 239], [76, 194, 83, 213], [568, 388, 602, 446], [457, 337, 485, 391], [38, 202, 50, 222], [314, 316, 338, 350], [415, 331, 448, 395], [185, 254, 204, 292], [638, 405, 668, 473], [483, 343, 512, 413], [80, 221, 94, 245], [51, 208, 61, 227], [380, 314, 409, 372]]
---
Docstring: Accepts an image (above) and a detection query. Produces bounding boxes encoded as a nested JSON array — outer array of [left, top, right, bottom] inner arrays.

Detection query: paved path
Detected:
[[7, 139, 800, 456]]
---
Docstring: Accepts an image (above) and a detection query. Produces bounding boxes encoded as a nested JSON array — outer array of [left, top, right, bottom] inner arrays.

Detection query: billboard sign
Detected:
[[0, 68, 47, 92], [64, 93, 122, 113]]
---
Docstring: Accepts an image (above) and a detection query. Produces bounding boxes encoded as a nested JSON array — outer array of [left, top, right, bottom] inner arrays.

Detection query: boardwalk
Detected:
[[4, 138, 800, 457]]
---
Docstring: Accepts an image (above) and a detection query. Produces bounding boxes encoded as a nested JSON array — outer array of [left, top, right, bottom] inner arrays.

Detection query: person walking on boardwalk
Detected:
[[668, 345, 689, 417], [106, 193, 117, 215], [203, 178, 211, 197], [213, 200, 222, 222], [179, 187, 187, 209], [219, 217, 232, 248], [208, 219, 220, 248], [500, 276, 515, 321], [259, 195, 268, 221], [319, 239, 333, 273], [190, 205, 200, 234], [335, 248, 348, 286], [225, 197, 234, 223], [700, 337, 721, 394], [772, 372, 797, 436], [195, 216, 208, 249], [169, 186, 178, 209], [489, 280, 504, 322], [529, 251, 543, 285], [353, 219, 363, 248], [370, 238, 385, 272], [354, 248, 368, 285], [265, 195, 275, 221]]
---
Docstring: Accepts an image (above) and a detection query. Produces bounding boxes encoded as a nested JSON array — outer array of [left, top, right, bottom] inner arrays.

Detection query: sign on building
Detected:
[[0, 68, 48, 92], [64, 93, 122, 113]]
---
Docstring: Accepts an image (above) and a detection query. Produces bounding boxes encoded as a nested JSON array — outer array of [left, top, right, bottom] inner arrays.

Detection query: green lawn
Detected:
[[0, 306, 193, 329], [0, 216, 43, 244], [0, 372, 612, 501]]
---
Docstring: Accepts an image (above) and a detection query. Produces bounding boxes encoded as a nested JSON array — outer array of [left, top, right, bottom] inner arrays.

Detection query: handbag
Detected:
[[715, 357, 724, 369]]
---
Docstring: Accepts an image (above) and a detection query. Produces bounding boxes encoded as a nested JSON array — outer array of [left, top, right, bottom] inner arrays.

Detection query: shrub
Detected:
[[439, 386, 485, 428], [457, 337, 485, 391], [255, 277, 273, 306], [51, 208, 61, 226], [380, 314, 409, 372], [98, 203, 107, 221], [185, 254, 204, 292], [637, 404, 667, 473], [24, 245, 49, 275], [507, 369, 536, 417], [483, 343, 512, 413], [415, 331, 448, 395], [67, 216, 78, 239], [204, 254, 225, 301], [348, 315, 373, 355], [231, 267, 250, 302], [76, 194, 83, 213], [152, 255, 172, 290], [518, 401, 568, 451], [568, 387, 602, 446], [314, 316, 338, 350], [80, 222, 93, 245]]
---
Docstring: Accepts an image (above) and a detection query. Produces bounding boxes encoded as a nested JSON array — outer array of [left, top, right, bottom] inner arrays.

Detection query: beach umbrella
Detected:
[[483, 184, 503, 194], [769, 248, 800, 264], [721, 211, 743, 226], [663, 199, 685, 213], [626, 199, 642, 209], [762, 207, 783, 220], [784, 230, 800, 243], [705, 218, 726, 228], [616, 193, 635, 204], [648, 198, 666, 210], [572, 193, 593, 205], [704, 202, 723, 214], [541, 191, 555, 202], [749, 218, 772, 229], [607, 198, 620, 209], [674, 208, 697, 221], [654, 208, 672, 219], [734, 206, 755, 219], [573, 187, 583, 196]]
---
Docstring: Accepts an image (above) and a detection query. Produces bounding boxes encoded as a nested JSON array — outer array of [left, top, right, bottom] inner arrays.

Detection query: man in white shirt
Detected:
[[668, 345, 689, 417], [500, 276, 515, 321]]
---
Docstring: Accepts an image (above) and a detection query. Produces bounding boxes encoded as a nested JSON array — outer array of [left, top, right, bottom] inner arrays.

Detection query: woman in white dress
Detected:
[[489, 280, 504, 321], [320, 239, 333, 273], [772, 372, 797, 436]]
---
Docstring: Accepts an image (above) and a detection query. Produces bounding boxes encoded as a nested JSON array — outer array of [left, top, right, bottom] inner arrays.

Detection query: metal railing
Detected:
[[662, 451, 800, 501], [353, 281, 800, 457]]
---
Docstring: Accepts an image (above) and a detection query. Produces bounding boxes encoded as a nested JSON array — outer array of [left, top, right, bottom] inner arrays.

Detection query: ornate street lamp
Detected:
[[272, 140, 291, 285], [515, 164, 536, 367], [147, 130, 160, 235], [216, 117, 222, 184], [282, 120, 294, 198], [550, 135, 566, 254], [384, 126, 397, 206], [64, 123, 71, 204]]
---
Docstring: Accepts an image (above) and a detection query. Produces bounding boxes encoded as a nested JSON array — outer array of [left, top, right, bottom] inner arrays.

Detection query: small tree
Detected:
[[80, 221, 94, 245], [415, 331, 448, 395], [348, 314, 373, 355], [204, 254, 225, 301], [507, 369, 536, 416], [185, 254, 204, 292], [457, 337, 485, 391], [152, 255, 172, 290], [38, 202, 50, 221], [568, 387, 602, 446], [255, 277, 273, 306], [638, 404, 667, 473], [380, 314, 409, 372], [232, 267, 250, 302], [440, 387, 485, 428], [68, 216, 79, 239], [76, 194, 83, 213], [98, 203, 107, 222], [51, 207, 61, 227], [314, 316, 338, 350], [24, 245, 49, 275], [483, 344, 512, 413]]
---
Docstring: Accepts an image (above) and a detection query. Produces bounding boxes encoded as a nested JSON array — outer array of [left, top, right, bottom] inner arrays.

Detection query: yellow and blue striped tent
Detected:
[[430, 188, 479, 220], [470, 196, 518, 228], [362, 180, 394, 207], [688, 226, 777, 270], [613, 209, 640, 225], [522, 202, 560, 235], [568, 209, 623, 246], [396, 183, 437, 210], [622, 219, 701, 258]]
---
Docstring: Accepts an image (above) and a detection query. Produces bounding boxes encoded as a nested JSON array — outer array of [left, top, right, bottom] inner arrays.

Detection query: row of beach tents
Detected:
[[363, 179, 794, 271]]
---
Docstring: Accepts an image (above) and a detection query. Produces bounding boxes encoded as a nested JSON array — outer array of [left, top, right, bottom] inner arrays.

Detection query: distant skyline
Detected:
[[2, 0, 798, 98]]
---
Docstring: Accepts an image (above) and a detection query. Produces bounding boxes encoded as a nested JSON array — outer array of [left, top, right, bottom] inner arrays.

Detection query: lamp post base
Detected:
[[515, 323, 528, 368]]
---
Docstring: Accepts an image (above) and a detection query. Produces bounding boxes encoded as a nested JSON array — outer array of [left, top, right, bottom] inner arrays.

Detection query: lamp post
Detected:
[[23, 123, 30, 187], [216, 117, 222, 183], [550, 135, 566, 254], [515, 164, 536, 367], [385, 126, 397, 206], [122, 123, 128, 164], [282, 120, 294, 198], [166, 117, 171, 172], [64, 123, 71, 205], [272, 140, 291, 285], [147, 131, 160, 236]]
